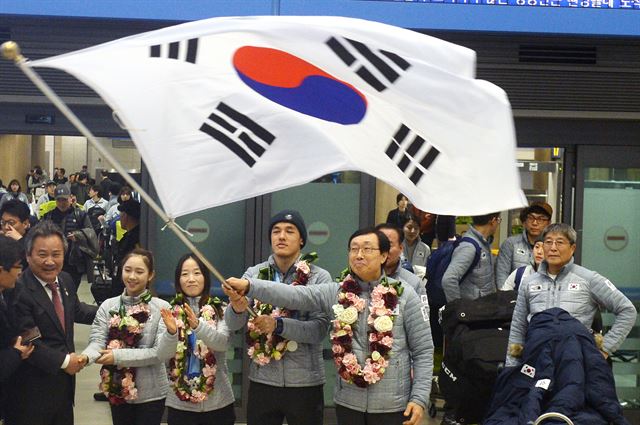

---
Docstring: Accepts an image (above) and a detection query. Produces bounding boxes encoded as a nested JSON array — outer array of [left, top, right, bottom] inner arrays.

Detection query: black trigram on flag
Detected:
[[385, 124, 440, 185], [150, 38, 199, 64], [199, 102, 276, 168], [326, 36, 411, 92]]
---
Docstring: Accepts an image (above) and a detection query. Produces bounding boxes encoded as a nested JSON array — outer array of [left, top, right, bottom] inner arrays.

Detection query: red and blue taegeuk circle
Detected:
[[232, 46, 367, 125]]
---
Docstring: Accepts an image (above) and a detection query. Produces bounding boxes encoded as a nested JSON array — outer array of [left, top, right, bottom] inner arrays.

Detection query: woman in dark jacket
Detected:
[[0, 235, 34, 421]]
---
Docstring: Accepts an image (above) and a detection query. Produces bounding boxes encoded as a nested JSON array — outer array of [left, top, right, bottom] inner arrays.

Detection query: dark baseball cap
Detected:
[[54, 184, 71, 199]]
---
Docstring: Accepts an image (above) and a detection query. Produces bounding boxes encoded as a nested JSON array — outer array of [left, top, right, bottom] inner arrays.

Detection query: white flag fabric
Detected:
[[30, 16, 525, 217]]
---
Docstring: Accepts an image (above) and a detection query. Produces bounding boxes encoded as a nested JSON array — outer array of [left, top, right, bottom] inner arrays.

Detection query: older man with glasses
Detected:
[[496, 201, 553, 288], [223, 227, 433, 425], [506, 222, 636, 366]]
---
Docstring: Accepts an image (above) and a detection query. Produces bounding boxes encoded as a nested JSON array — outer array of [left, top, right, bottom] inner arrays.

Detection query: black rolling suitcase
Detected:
[[89, 259, 113, 305], [438, 290, 517, 424]]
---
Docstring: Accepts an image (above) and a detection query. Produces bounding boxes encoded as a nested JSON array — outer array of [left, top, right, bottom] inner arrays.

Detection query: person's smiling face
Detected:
[[179, 257, 205, 298], [122, 255, 153, 297], [349, 233, 387, 282]]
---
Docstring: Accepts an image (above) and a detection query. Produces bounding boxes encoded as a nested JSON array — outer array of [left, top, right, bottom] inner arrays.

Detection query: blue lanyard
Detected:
[[274, 269, 283, 283]]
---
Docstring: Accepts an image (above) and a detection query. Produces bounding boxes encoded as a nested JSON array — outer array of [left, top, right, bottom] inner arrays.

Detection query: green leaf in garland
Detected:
[[171, 293, 185, 306], [335, 266, 350, 282], [141, 291, 153, 304], [300, 252, 318, 264], [258, 266, 273, 281]]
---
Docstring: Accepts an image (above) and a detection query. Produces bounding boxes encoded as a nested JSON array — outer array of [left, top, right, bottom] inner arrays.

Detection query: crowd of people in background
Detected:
[[0, 179, 636, 425], [0, 165, 140, 296]]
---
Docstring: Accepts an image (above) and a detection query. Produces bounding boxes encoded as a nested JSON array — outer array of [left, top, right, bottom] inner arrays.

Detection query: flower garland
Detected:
[[330, 274, 403, 388], [100, 291, 152, 405], [168, 294, 221, 403], [246, 252, 317, 365]]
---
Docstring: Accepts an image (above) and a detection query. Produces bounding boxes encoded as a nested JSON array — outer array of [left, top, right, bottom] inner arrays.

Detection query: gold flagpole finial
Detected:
[[1, 41, 23, 62]]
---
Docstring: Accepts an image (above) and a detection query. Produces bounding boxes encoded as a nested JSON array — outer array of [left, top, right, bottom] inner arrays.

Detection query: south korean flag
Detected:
[[521, 364, 536, 378]]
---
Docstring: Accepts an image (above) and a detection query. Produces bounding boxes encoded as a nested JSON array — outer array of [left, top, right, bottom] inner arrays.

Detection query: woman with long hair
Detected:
[[158, 253, 236, 425], [82, 248, 175, 425]]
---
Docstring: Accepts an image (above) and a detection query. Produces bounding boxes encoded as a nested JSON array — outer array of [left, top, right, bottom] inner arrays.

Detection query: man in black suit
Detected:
[[0, 235, 34, 422], [5, 221, 98, 425]]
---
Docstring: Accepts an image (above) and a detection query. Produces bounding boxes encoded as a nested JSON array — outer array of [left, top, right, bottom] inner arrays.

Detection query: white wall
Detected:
[[87, 138, 141, 176], [58, 136, 88, 176]]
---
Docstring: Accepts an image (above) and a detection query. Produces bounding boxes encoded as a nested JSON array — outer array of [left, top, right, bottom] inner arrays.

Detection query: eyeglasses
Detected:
[[0, 220, 18, 227], [527, 214, 550, 224], [348, 246, 380, 255], [543, 239, 570, 248]]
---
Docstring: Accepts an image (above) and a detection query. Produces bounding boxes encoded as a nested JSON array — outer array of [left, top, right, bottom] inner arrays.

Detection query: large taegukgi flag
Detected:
[[29, 16, 525, 218]]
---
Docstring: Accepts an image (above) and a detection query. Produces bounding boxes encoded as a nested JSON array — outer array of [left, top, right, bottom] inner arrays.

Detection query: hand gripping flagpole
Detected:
[[2, 41, 254, 314]]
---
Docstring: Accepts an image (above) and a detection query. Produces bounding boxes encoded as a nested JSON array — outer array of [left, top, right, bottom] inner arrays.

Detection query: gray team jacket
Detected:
[[506, 259, 637, 366], [442, 226, 496, 302], [83, 294, 175, 404], [158, 296, 235, 412], [390, 261, 426, 298], [402, 240, 431, 269], [496, 231, 533, 288], [225, 255, 331, 387], [247, 274, 434, 413]]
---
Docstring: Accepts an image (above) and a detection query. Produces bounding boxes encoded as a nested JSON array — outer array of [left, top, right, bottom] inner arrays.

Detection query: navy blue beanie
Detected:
[[269, 209, 307, 247]]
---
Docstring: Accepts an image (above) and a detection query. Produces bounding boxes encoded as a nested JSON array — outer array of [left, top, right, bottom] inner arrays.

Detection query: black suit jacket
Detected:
[[0, 287, 22, 421], [5, 269, 97, 424]]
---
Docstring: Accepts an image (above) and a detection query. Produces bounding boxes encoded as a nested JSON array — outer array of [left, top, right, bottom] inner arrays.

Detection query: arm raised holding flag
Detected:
[[224, 227, 433, 425]]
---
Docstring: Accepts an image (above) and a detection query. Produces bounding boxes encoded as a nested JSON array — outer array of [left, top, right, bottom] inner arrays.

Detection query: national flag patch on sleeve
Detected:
[[521, 364, 536, 378]]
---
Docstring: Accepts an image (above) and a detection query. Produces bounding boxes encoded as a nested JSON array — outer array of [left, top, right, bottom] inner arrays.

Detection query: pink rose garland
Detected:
[[330, 275, 402, 388], [168, 295, 220, 403], [246, 256, 314, 364], [100, 296, 151, 404]]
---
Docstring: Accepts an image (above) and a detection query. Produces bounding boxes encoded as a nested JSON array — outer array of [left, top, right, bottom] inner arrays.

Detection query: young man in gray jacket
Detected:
[[496, 201, 552, 287], [224, 210, 331, 425], [224, 227, 433, 425], [442, 212, 501, 303], [506, 223, 637, 366]]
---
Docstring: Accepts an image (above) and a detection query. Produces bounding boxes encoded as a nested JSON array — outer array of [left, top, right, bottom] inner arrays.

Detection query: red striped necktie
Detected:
[[46, 282, 65, 332]]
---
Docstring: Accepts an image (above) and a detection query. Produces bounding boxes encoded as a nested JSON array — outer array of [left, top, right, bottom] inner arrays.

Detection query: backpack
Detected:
[[425, 236, 481, 311], [439, 290, 518, 424], [86, 205, 107, 237]]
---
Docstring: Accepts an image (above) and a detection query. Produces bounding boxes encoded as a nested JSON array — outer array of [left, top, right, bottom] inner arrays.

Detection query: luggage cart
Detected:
[[533, 412, 574, 425]]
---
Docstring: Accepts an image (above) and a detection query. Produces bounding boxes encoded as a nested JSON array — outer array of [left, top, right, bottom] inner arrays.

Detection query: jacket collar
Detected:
[[353, 272, 387, 292], [539, 258, 575, 278], [520, 230, 532, 247], [267, 254, 301, 280], [468, 225, 494, 246]]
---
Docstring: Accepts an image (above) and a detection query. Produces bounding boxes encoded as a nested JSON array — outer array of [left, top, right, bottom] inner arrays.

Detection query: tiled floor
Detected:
[[72, 283, 440, 425]]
